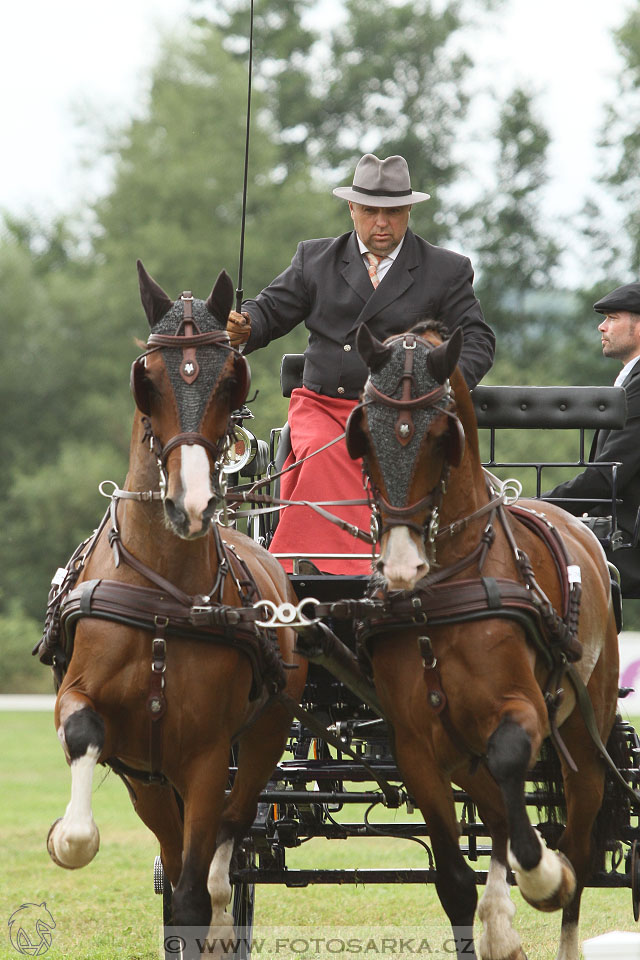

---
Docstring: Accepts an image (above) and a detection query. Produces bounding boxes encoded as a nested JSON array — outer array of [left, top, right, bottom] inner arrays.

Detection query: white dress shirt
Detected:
[[615, 354, 640, 387], [356, 235, 405, 284]]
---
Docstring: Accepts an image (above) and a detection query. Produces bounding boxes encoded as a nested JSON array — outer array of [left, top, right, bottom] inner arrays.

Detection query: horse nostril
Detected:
[[164, 498, 186, 532], [202, 496, 218, 524]]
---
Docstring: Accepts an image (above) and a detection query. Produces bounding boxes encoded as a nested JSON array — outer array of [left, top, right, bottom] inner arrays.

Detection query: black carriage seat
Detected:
[[273, 354, 305, 469], [474, 383, 629, 621], [473, 383, 626, 522]]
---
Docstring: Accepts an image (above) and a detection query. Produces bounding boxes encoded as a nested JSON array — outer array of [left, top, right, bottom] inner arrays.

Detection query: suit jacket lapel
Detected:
[[348, 230, 419, 331], [339, 232, 375, 306]]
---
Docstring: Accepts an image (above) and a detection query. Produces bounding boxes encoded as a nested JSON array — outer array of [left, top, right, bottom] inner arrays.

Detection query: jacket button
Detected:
[[337, 387, 345, 394], [343, 344, 351, 351]]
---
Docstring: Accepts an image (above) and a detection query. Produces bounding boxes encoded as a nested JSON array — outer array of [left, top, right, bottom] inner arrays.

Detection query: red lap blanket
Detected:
[[268, 387, 374, 574]]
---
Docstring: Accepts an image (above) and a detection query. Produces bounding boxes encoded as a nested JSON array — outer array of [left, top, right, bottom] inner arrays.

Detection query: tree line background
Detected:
[[3, 0, 640, 689]]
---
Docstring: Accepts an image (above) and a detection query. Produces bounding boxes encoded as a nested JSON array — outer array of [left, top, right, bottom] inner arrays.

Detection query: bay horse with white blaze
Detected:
[[346, 321, 620, 960], [44, 262, 306, 951]]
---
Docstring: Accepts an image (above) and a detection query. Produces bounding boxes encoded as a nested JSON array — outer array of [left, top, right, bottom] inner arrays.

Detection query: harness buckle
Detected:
[[418, 635, 437, 669]]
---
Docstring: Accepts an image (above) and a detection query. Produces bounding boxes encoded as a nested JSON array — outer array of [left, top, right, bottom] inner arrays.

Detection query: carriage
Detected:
[[39, 268, 640, 960]]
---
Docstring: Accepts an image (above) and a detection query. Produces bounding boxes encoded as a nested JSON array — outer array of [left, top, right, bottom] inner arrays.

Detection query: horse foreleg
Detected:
[[393, 739, 478, 959], [459, 768, 526, 960], [553, 706, 615, 960], [48, 702, 104, 869], [129, 782, 184, 889], [478, 857, 525, 960], [487, 717, 575, 913], [170, 745, 230, 933], [207, 835, 235, 939]]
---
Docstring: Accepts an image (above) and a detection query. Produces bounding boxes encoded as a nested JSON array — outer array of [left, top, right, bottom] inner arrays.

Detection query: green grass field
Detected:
[[2, 710, 640, 959]]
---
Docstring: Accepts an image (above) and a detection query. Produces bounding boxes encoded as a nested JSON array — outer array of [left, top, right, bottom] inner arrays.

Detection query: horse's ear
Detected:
[[137, 260, 174, 328], [345, 405, 368, 460], [356, 324, 392, 372], [130, 357, 152, 415], [426, 328, 464, 383], [205, 270, 235, 324]]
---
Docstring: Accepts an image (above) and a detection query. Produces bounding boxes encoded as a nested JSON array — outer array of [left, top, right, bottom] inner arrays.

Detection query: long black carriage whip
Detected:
[[235, 0, 255, 314]]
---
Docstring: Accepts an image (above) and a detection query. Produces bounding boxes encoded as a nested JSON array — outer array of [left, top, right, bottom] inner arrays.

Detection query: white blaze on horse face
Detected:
[[180, 444, 214, 535], [380, 526, 429, 590]]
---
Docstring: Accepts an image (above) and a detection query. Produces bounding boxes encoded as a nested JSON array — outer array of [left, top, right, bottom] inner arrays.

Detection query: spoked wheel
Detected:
[[631, 840, 640, 921], [154, 855, 176, 959], [231, 846, 256, 959]]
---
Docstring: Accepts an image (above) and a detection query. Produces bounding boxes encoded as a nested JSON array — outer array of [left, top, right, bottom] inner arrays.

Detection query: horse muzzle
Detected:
[[377, 526, 429, 591], [164, 444, 220, 539]]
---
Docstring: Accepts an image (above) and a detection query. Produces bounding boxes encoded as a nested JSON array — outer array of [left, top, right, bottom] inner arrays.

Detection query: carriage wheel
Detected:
[[154, 855, 176, 959], [632, 840, 640, 922], [231, 848, 255, 959]]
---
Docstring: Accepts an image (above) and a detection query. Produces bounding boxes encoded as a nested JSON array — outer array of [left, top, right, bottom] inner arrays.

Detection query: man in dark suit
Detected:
[[543, 282, 640, 596], [227, 154, 494, 572], [228, 154, 494, 393]]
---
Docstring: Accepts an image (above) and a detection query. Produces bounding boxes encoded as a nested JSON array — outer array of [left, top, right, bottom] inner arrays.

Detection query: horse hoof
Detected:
[[518, 850, 576, 913], [480, 943, 528, 960], [206, 913, 235, 959], [47, 817, 100, 869]]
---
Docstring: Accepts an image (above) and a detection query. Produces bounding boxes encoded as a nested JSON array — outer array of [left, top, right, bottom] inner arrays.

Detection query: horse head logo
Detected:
[[8, 903, 56, 956]]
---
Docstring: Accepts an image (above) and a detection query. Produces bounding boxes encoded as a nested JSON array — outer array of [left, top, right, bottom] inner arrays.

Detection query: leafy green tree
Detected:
[[0, 218, 131, 627], [0, 600, 53, 693], [310, 0, 491, 244], [598, 4, 640, 273], [205, 0, 319, 177], [464, 86, 561, 368]]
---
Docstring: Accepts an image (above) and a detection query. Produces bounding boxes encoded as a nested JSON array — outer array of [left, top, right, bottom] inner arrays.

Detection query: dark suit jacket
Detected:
[[243, 229, 495, 395], [544, 358, 640, 595]]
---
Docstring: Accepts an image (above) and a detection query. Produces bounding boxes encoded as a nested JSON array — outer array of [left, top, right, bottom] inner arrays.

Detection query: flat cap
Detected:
[[594, 282, 640, 315]]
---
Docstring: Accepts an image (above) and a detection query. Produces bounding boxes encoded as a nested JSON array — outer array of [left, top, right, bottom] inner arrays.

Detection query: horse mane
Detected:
[[408, 318, 449, 340]]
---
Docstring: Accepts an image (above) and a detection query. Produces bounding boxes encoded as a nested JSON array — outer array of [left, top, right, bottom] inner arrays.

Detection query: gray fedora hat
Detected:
[[333, 154, 430, 206]]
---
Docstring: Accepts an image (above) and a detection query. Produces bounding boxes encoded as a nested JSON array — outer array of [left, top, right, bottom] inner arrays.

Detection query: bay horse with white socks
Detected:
[[346, 321, 621, 960], [44, 262, 305, 954]]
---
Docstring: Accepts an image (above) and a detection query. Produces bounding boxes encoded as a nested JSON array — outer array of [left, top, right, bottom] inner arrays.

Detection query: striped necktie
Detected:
[[366, 252, 383, 289]]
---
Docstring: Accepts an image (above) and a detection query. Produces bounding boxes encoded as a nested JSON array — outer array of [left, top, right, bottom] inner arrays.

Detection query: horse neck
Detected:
[[117, 416, 215, 588]]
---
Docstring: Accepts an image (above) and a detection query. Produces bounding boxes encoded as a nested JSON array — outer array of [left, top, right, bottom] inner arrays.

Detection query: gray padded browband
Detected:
[[365, 341, 445, 507], [153, 300, 228, 433]]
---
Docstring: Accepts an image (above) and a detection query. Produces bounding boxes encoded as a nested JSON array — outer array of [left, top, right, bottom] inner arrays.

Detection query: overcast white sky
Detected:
[[0, 0, 634, 249]]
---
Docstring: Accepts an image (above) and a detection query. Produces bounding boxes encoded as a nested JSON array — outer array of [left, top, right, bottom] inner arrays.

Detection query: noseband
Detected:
[[132, 292, 248, 500], [363, 334, 461, 548]]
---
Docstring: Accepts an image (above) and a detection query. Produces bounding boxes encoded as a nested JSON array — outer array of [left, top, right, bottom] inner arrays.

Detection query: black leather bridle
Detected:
[[130, 292, 251, 500]]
